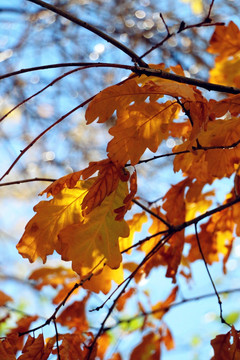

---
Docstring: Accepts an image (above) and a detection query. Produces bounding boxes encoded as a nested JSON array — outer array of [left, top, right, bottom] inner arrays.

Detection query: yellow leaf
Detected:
[[180, 0, 203, 14], [209, 54, 240, 87], [140, 207, 167, 254], [185, 190, 214, 221], [58, 180, 130, 277], [107, 101, 180, 165], [82, 264, 124, 294], [119, 211, 148, 253], [17, 181, 92, 263]]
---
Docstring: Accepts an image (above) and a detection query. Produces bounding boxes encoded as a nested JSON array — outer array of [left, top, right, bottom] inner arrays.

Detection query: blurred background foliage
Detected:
[[1, 1, 240, 359]]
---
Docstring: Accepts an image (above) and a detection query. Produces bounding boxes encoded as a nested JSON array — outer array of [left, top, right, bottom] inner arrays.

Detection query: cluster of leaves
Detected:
[[1, 0, 240, 359]]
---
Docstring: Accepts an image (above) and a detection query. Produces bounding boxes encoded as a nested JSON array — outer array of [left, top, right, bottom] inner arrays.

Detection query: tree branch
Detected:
[[103, 287, 240, 331], [134, 66, 240, 94], [0, 95, 94, 181], [0, 62, 134, 81]]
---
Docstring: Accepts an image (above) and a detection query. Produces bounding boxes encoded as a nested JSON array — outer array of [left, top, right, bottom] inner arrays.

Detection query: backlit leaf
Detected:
[[82, 264, 124, 294], [17, 181, 91, 263], [174, 117, 240, 182], [85, 73, 196, 125], [107, 101, 180, 165], [120, 211, 148, 253], [207, 21, 240, 60], [58, 180, 130, 277]]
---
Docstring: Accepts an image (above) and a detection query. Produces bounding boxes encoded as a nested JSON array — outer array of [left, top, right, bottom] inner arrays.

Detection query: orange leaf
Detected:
[[40, 170, 82, 197], [107, 101, 180, 166], [85, 73, 196, 126], [115, 170, 137, 220], [0, 337, 16, 360], [7, 316, 38, 354], [161, 327, 174, 351], [0, 290, 13, 306], [116, 288, 135, 311], [81, 160, 128, 214], [57, 294, 89, 332], [17, 180, 91, 263], [29, 266, 78, 290], [186, 219, 234, 266], [85, 78, 150, 124], [174, 117, 240, 182], [152, 286, 178, 320], [82, 264, 124, 294], [96, 333, 111, 360], [162, 178, 191, 225], [130, 332, 161, 360], [211, 326, 240, 359], [207, 21, 240, 60], [54, 333, 89, 360], [18, 334, 53, 360]]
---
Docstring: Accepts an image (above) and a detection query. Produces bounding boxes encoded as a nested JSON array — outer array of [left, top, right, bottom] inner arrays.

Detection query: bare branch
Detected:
[[0, 62, 133, 81], [103, 287, 240, 331]]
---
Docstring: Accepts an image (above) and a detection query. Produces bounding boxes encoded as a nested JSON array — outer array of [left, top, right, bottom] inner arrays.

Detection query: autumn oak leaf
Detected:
[[107, 101, 180, 166], [58, 180, 130, 277], [17, 181, 90, 263]]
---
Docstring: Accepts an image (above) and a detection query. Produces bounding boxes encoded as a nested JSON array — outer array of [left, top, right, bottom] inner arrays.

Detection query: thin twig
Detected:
[[53, 318, 61, 360], [141, 0, 221, 59], [26, 0, 147, 67], [133, 66, 240, 94], [205, 0, 215, 21], [0, 67, 82, 123], [86, 233, 172, 358], [160, 13, 171, 36], [103, 287, 240, 331], [132, 198, 171, 229], [0, 96, 94, 182], [0, 177, 56, 187], [0, 63, 133, 81], [194, 223, 230, 327]]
